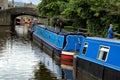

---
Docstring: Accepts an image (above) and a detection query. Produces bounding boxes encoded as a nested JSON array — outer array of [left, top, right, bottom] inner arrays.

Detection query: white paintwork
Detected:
[[62, 51, 76, 56]]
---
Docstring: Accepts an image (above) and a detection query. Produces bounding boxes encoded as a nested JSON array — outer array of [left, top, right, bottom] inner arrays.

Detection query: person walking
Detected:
[[107, 24, 114, 39]]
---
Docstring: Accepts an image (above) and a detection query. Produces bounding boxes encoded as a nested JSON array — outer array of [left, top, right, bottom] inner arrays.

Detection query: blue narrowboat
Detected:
[[74, 37, 120, 80], [33, 25, 85, 61]]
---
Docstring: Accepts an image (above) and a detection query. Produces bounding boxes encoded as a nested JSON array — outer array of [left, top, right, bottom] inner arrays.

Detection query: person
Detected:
[[107, 24, 114, 39], [59, 21, 64, 32], [56, 19, 60, 27], [53, 19, 60, 32]]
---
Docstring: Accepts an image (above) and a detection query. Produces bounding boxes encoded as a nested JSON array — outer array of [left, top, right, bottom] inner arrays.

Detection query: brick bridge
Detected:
[[0, 7, 39, 26], [0, 7, 39, 32]]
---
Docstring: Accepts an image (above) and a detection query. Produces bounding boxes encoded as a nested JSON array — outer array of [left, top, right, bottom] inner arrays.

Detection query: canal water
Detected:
[[0, 25, 73, 80]]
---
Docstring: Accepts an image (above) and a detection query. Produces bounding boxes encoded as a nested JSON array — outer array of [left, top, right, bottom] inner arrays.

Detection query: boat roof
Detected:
[[38, 25, 86, 36], [87, 37, 120, 44]]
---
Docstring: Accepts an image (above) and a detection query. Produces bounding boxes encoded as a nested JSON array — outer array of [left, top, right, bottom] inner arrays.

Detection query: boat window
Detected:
[[97, 46, 110, 61], [82, 42, 88, 55]]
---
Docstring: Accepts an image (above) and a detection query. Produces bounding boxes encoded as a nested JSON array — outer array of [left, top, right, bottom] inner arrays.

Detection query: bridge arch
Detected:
[[0, 7, 39, 26]]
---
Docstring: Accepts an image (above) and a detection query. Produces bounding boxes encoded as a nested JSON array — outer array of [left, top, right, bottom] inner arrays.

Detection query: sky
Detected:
[[9, 0, 41, 5]]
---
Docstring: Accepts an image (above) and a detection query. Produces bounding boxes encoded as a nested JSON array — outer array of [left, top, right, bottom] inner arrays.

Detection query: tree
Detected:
[[37, 0, 68, 17], [62, 0, 120, 37]]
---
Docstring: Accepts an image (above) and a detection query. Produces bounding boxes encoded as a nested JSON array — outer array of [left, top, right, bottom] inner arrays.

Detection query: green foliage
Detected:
[[62, 19, 73, 26], [64, 26, 74, 31], [36, 0, 68, 17]]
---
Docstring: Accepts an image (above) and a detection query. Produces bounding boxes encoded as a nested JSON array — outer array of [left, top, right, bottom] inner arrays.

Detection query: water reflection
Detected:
[[34, 62, 58, 80], [33, 46, 74, 80], [0, 27, 10, 54], [15, 25, 29, 40], [0, 26, 39, 80], [0, 25, 74, 80], [61, 60, 73, 80], [32, 46, 60, 80]]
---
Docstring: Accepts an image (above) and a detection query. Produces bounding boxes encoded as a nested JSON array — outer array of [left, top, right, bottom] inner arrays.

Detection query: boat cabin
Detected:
[[78, 37, 120, 71]]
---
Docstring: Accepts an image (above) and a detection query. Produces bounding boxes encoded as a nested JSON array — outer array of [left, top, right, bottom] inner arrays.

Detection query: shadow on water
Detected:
[[34, 62, 58, 80], [31, 45, 60, 80], [32, 44, 74, 80]]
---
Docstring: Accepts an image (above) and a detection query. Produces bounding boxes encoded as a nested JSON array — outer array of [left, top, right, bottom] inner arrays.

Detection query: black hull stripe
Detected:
[[75, 57, 120, 80]]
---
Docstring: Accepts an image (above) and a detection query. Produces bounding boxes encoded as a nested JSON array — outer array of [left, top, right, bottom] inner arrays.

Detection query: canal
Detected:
[[0, 25, 73, 80]]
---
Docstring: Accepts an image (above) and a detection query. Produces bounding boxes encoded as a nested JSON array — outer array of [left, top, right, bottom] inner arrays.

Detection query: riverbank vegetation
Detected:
[[36, 0, 120, 38]]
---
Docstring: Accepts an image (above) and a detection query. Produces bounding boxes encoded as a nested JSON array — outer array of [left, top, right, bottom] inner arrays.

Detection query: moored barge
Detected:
[[33, 25, 85, 61], [74, 37, 120, 80]]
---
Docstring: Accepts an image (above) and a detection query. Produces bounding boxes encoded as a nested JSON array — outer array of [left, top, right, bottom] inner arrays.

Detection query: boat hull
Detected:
[[33, 33, 61, 61], [74, 57, 120, 80]]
